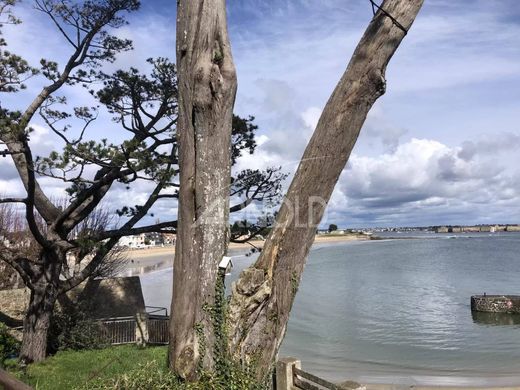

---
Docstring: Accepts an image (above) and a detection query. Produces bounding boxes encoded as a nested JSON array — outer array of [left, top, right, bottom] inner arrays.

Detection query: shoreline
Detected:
[[119, 233, 374, 275], [120, 231, 518, 264], [121, 233, 373, 261]]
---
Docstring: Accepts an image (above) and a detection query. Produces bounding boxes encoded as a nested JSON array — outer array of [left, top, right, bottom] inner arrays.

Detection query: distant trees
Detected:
[[0, 202, 24, 290], [328, 224, 338, 233], [0, 0, 283, 364], [170, 0, 423, 381]]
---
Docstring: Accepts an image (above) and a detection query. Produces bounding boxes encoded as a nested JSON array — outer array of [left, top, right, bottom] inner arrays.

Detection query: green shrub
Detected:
[[208, 360, 270, 390], [48, 306, 106, 353], [0, 322, 20, 367]]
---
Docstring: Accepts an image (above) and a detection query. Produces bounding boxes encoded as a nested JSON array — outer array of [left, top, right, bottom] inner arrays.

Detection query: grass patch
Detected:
[[10, 345, 168, 390], [7, 345, 267, 389]]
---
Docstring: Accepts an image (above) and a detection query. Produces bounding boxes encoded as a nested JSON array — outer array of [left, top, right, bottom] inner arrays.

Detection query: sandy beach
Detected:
[[122, 233, 371, 261], [119, 233, 373, 275]]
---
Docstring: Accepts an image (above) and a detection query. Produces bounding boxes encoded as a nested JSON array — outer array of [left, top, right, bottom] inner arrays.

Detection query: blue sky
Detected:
[[1, 1, 520, 228]]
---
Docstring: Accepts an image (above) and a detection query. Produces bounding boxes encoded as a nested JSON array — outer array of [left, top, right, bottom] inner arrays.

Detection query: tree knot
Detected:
[[234, 267, 267, 296]]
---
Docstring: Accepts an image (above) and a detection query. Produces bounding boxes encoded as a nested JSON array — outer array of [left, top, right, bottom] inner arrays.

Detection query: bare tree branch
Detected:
[[0, 197, 26, 204]]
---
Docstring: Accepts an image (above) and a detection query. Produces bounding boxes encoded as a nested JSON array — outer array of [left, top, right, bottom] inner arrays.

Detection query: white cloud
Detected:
[[331, 136, 520, 226], [229, 1, 520, 227], [3, 0, 520, 229], [301, 107, 321, 130]]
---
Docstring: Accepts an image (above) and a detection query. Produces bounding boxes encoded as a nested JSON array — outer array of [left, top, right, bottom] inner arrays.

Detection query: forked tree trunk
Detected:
[[169, 0, 237, 380], [227, 0, 424, 378]]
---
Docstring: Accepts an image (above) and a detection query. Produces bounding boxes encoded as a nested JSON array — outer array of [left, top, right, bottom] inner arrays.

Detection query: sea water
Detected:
[[138, 232, 520, 386]]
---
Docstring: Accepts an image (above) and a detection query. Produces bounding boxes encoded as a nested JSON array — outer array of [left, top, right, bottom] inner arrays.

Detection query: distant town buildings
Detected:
[[117, 232, 176, 249], [316, 224, 520, 235], [434, 225, 520, 233]]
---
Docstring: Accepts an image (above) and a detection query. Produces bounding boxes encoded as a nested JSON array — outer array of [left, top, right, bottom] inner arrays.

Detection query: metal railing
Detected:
[[99, 316, 137, 345], [98, 312, 169, 346], [146, 306, 168, 316], [148, 315, 169, 345]]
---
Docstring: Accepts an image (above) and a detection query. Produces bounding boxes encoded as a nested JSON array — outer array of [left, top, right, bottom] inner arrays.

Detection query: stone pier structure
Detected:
[[471, 295, 520, 314]]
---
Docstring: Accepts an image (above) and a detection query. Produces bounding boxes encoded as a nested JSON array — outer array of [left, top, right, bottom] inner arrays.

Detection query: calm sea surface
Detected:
[[137, 232, 520, 386]]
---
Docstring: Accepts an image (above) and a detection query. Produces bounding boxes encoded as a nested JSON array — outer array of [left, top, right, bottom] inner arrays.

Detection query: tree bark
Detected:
[[169, 0, 237, 380], [19, 286, 58, 364], [0, 262, 23, 290], [227, 0, 424, 378], [18, 249, 63, 364]]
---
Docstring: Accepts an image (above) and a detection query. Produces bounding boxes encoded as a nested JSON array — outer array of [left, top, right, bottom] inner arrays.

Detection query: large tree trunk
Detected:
[[19, 286, 58, 364], [227, 0, 424, 378], [169, 0, 237, 380], [19, 250, 63, 364]]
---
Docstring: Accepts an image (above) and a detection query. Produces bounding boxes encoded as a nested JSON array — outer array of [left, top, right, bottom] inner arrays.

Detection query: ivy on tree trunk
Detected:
[[170, 0, 423, 382], [168, 0, 237, 380]]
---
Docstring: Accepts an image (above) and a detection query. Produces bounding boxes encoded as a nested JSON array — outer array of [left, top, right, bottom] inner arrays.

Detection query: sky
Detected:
[[1, 0, 520, 228]]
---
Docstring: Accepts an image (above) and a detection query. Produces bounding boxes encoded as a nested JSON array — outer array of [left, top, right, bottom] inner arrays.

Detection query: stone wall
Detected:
[[0, 276, 147, 324], [0, 287, 29, 323], [471, 295, 520, 314]]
